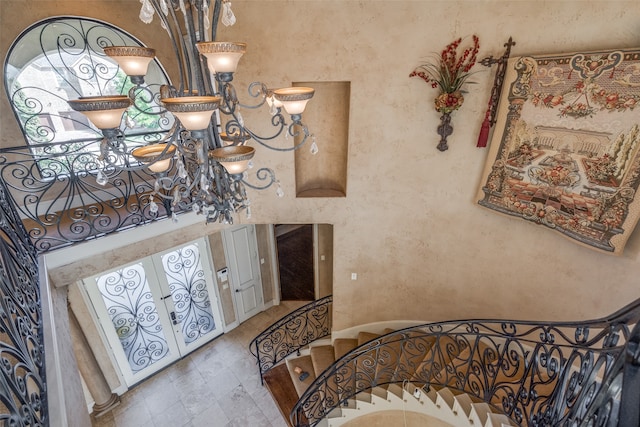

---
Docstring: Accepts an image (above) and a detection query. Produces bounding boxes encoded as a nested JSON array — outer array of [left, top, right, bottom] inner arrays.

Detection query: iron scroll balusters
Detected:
[[249, 295, 332, 385], [0, 179, 47, 424], [3, 17, 173, 253], [288, 298, 640, 427]]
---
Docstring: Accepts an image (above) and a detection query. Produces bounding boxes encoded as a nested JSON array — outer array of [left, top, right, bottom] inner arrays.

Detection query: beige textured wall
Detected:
[[2, 1, 640, 335], [215, 0, 640, 330]]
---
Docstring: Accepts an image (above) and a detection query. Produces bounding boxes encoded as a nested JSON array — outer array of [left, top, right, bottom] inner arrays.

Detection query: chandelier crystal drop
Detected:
[[67, 0, 315, 224]]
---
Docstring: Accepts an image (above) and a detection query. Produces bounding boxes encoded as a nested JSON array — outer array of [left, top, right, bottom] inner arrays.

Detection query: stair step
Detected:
[[310, 345, 336, 376], [470, 402, 492, 426], [435, 386, 456, 410], [357, 331, 380, 345], [487, 413, 517, 427], [452, 391, 474, 418], [263, 363, 302, 427], [333, 338, 358, 359], [309, 338, 333, 348], [286, 355, 317, 397]]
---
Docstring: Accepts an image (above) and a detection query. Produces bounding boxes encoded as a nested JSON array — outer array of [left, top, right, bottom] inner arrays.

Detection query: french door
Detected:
[[82, 239, 223, 386]]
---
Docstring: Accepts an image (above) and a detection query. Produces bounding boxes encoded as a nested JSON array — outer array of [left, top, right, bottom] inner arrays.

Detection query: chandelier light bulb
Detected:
[[67, 95, 131, 130], [209, 146, 255, 174], [196, 42, 246, 74], [273, 87, 315, 115], [161, 96, 221, 131], [132, 144, 177, 173], [103, 46, 156, 78]]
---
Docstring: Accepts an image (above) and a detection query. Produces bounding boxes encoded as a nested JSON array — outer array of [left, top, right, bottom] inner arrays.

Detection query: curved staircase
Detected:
[[250, 296, 640, 427], [284, 331, 516, 427]]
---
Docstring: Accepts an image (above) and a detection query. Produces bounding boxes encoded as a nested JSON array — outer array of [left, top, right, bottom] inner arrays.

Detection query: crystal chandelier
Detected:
[[67, 0, 315, 224]]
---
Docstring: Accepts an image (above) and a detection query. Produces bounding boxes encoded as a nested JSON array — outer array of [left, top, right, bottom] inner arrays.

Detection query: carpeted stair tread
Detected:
[[357, 331, 380, 345], [310, 345, 336, 376], [333, 338, 358, 359], [286, 355, 317, 397]]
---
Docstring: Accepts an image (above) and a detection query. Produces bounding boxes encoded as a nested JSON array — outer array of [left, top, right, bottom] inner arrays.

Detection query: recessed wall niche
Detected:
[[294, 81, 350, 197]]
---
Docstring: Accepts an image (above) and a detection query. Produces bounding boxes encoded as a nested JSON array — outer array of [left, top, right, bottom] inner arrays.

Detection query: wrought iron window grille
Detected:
[[3, 16, 174, 253]]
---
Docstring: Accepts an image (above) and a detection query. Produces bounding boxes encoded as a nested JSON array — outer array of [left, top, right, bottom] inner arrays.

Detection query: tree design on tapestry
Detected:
[[478, 48, 640, 254]]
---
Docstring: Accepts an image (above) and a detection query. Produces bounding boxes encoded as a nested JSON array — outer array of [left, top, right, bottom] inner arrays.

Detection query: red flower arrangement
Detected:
[[410, 35, 480, 113]]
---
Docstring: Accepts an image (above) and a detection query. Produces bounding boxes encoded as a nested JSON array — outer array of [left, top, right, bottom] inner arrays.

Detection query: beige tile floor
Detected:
[[92, 300, 308, 427]]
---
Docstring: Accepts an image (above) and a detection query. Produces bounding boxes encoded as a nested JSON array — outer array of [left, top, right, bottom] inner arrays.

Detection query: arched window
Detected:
[[2, 17, 174, 252], [4, 16, 172, 174]]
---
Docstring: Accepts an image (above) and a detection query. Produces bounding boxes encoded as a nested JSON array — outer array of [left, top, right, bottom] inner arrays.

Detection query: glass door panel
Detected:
[[85, 260, 180, 385], [156, 240, 223, 353], [82, 238, 224, 386]]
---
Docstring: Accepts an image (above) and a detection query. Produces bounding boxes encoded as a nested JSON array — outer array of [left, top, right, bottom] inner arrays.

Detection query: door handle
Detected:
[[235, 289, 240, 293], [160, 294, 172, 301], [170, 311, 178, 325]]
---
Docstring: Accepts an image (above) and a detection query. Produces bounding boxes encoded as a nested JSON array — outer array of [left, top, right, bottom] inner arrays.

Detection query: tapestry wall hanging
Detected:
[[477, 48, 640, 254]]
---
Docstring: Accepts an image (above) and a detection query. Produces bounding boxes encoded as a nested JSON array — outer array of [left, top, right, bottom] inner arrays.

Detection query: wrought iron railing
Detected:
[[0, 176, 47, 424], [0, 143, 170, 253], [3, 16, 173, 253], [250, 295, 332, 384], [290, 298, 640, 427]]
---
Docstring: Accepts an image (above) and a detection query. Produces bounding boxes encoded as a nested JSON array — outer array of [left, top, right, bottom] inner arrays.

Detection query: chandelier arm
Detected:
[[235, 81, 270, 110], [241, 167, 277, 190], [127, 84, 168, 117], [182, 1, 209, 96], [148, 0, 188, 94], [180, 3, 199, 94], [244, 122, 313, 152], [210, 0, 222, 41], [217, 80, 239, 115]]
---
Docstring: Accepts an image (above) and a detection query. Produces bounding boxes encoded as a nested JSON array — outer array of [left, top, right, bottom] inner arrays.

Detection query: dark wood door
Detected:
[[276, 224, 315, 301]]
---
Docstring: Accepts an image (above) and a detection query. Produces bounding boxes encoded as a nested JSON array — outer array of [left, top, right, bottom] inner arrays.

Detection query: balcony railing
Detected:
[[0, 178, 47, 424], [286, 298, 640, 427], [249, 295, 332, 384], [3, 16, 174, 253], [0, 142, 170, 253]]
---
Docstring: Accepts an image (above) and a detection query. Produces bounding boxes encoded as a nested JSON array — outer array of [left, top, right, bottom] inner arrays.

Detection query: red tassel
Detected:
[[476, 118, 490, 148]]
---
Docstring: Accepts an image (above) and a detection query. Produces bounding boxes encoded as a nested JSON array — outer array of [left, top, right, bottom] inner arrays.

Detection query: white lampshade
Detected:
[[273, 87, 315, 115], [161, 96, 221, 131], [103, 46, 156, 77], [67, 96, 131, 130], [196, 42, 246, 73], [209, 146, 255, 174]]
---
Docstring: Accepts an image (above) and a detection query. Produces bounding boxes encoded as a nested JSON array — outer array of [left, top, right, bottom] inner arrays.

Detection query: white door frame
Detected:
[[267, 224, 281, 305]]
